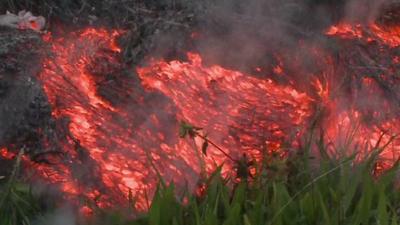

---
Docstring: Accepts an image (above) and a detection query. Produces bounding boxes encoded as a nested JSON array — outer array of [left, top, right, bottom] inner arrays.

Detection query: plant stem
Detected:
[[194, 132, 236, 162]]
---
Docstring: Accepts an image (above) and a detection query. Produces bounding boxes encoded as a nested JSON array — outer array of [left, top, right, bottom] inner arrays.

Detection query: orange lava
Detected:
[[326, 23, 363, 39], [3, 21, 399, 212], [0, 148, 16, 160], [326, 22, 400, 47], [33, 27, 315, 210], [38, 28, 169, 210], [324, 21, 400, 168], [137, 53, 313, 159]]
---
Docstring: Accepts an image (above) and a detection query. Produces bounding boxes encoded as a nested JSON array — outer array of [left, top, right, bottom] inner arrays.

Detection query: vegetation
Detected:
[[0, 150, 44, 225], [1, 124, 400, 225], [113, 132, 400, 225]]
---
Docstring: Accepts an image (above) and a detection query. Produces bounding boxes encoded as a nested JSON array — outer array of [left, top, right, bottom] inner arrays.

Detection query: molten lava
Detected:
[[326, 22, 400, 47], [324, 21, 400, 165], [31, 27, 316, 210], [1, 18, 400, 212], [137, 53, 313, 158]]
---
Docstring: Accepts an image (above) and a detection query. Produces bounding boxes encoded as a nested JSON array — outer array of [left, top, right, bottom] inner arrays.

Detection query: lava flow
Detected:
[[2, 18, 400, 211], [326, 22, 400, 47], [38, 28, 202, 209], [323, 21, 400, 167], [31, 27, 314, 210], [137, 53, 313, 159]]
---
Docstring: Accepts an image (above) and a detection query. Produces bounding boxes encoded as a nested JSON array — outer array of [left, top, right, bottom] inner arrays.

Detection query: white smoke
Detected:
[[33, 206, 77, 225]]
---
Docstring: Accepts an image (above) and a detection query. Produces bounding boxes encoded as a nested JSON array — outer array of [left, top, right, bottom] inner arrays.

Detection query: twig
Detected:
[[125, 6, 154, 15], [194, 132, 236, 162]]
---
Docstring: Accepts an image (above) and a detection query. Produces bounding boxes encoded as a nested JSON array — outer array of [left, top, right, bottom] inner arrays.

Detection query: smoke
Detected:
[[344, 0, 392, 23], [191, 0, 310, 72], [33, 206, 77, 225], [161, 0, 396, 74]]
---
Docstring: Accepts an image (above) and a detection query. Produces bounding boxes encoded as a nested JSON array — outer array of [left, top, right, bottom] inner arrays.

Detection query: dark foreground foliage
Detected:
[[2, 140, 400, 225]]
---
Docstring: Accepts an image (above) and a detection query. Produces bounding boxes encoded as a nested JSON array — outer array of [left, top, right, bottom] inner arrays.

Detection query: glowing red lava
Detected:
[[1, 20, 400, 211], [33, 27, 314, 210], [326, 22, 400, 47]]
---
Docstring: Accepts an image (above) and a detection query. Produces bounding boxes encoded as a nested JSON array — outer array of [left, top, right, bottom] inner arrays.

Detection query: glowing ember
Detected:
[[326, 23, 363, 39], [0, 148, 16, 160]]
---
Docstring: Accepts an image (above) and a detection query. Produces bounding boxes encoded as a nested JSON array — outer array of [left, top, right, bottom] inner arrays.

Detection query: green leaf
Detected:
[[243, 214, 252, 225], [352, 174, 374, 225], [317, 190, 332, 225], [222, 203, 241, 225], [377, 186, 389, 225], [391, 212, 399, 225], [299, 193, 315, 224], [179, 121, 202, 139], [179, 126, 188, 138], [148, 191, 161, 225]]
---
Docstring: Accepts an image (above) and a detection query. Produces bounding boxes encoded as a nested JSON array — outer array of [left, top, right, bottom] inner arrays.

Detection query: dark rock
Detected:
[[0, 27, 52, 153]]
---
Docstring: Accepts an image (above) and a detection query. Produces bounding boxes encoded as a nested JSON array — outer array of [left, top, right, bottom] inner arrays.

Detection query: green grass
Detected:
[[0, 150, 44, 225], [108, 152, 400, 225], [2, 132, 400, 225]]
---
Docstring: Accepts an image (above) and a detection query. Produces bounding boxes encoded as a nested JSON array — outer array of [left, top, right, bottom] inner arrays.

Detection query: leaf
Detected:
[[391, 212, 399, 225], [231, 182, 246, 206], [352, 174, 373, 225], [148, 191, 161, 225], [299, 193, 315, 224], [317, 190, 332, 225], [179, 123, 188, 138], [202, 140, 209, 156], [179, 121, 202, 138], [223, 203, 241, 225], [243, 214, 252, 225], [377, 186, 389, 225]]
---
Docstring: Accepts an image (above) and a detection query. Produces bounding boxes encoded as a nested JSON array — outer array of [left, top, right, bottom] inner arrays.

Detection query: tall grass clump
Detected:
[[124, 154, 399, 224], [0, 150, 43, 225]]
